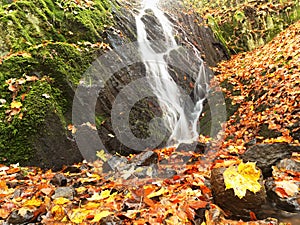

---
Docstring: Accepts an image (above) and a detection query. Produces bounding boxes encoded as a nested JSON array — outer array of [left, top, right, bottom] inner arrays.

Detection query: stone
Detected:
[[264, 158, 300, 213], [276, 158, 300, 172], [133, 164, 159, 179], [241, 143, 297, 177], [210, 167, 266, 220], [50, 173, 67, 186], [176, 142, 206, 154], [100, 215, 122, 225], [102, 156, 129, 173], [158, 168, 177, 179], [51, 187, 75, 200], [62, 165, 82, 174], [7, 209, 34, 225], [130, 151, 158, 166]]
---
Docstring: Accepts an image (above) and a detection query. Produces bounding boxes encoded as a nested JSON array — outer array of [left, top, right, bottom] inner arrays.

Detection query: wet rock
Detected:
[[62, 166, 82, 174], [205, 204, 278, 225], [265, 178, 300, 213], [158, 168, 177, 178], [176, 142, 206, 154], [133, 164, 159, 178], [276, 158, 300, 172], [130, 151, 158, 166], [102, 156, 129, 173], [50, 173, 67, 186], [100, 215, 122, 225], [265, 158, 300, 213], [52, 187, 75, 200], [290, 120, 300, 142], [258, 201, 300, 222], [7, 209, 34, 224], [13, 187, 24, 199], [241, 143, 298, 177], [211, 167, 266, 220]]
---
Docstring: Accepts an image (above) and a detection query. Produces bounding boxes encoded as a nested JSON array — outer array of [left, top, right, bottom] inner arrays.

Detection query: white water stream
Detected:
[[136, 0, 209, 145]]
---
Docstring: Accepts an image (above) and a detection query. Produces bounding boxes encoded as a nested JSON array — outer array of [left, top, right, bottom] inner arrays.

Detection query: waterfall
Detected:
[[136, 0, 209, 146]]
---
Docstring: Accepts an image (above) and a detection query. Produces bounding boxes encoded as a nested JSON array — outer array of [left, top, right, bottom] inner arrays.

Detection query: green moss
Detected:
[[0, 0, 118, 164], [0, 78, 63, 163], [186, 0, 300, 53]]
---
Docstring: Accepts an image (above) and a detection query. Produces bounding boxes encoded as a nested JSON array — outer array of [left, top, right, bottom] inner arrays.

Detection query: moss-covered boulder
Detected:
[[0, 0, 114, 169]]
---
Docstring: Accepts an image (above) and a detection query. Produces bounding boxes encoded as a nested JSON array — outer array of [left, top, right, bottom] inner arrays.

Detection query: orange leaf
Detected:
[[0, 208, 10, 219], [249, 211, 257, 221], [189, 200, 208, 209]]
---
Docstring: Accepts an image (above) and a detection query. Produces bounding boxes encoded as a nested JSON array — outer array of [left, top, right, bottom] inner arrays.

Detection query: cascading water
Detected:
[[136, 0, 209, 146]]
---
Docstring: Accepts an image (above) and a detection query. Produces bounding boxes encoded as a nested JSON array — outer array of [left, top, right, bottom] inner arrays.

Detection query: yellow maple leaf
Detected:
[[87, 190, 111, 201], [51, 205, 65, 221], [223, 162, 261, 199], [91, 210, 113, 222], [53, 197, 70, 205], [69, 208, 90, 223], [23, 197, 42, 207]]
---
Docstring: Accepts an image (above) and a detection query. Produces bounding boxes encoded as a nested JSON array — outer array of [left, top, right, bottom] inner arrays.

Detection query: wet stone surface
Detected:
[[265, 158, 300, 213], [241, 143, 298, 177], [210, 166, 266, 220]]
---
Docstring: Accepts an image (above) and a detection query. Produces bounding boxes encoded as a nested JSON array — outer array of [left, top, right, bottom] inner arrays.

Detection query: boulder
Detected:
[[265, 158, 300, 213], [241, 143, 299, 177], [211, 166, 266, 220]]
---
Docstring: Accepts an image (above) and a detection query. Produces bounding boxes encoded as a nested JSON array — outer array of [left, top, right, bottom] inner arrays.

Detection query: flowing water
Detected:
[[136, 0, 209, 146]]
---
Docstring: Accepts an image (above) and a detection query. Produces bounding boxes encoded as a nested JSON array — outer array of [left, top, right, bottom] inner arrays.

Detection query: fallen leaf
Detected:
[[53, 197, 70, 205], [24, 197, 43, 207], [91, 210, 113, 222], [51, 205, 65, 221], [275, 181, 298, 197], [223, 162, 261, 198]]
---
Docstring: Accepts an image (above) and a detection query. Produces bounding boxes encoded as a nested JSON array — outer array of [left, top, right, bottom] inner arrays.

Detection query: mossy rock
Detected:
[[0, 0, 116, 167]]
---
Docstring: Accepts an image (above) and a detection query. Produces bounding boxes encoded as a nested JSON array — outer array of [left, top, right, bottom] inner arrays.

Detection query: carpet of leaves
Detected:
[[0, 20, 299, 225], [214, 20, 300, 155]]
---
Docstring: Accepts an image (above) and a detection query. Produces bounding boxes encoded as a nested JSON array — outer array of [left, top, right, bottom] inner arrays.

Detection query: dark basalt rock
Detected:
[[265, 178, 300, 213], [276, 158, 300, 172], [210, 167, 266, 220], [241, 143, 299, 177]]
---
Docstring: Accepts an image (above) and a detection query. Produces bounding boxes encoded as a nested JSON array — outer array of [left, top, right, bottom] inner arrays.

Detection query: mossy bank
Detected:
[[0, 0, 115, 168], [185, 0, 300, 54]]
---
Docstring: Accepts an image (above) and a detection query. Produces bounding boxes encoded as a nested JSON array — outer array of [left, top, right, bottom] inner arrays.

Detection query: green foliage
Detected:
[[185, 0, 300, 53], [0, 0, 114, 52]]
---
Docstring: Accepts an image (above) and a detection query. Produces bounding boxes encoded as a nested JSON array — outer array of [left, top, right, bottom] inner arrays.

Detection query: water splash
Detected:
[[136, 0, 209, 145]]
